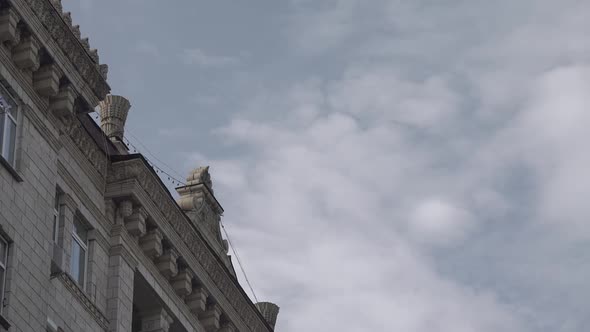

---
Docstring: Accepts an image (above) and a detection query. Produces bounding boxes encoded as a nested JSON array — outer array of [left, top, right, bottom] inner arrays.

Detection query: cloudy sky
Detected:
[[64, 1, 590, 331]]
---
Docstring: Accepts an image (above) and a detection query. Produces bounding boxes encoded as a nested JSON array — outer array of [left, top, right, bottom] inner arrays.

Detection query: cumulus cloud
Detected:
[[204, 1, 590, 331], [65, 0, 590, 331]]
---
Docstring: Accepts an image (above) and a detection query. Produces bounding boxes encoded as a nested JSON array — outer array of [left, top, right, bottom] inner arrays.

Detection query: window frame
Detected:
[[0, 234, 8, 315], [70, 219, 88, 290], [52, 189, 61, 245], [0, 90, 18, 168]]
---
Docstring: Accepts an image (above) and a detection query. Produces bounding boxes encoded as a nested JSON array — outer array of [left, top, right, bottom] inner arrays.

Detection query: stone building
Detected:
[[0, 0, 279, 331]]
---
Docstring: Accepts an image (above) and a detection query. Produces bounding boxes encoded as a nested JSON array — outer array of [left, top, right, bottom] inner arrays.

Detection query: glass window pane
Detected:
[[0, 241, 6, 265], [7, 105, 16, 119], [5, 118, 16, 165], [70, 240, 81, 282], [70, 239, 86, 287], [78, 246, 86, 286], [0, 114, 4, 155], [0, 266, 5, 309], [52, 216, 58, 244], [73, 219, 88, 242], [54, 189, 60, 210]]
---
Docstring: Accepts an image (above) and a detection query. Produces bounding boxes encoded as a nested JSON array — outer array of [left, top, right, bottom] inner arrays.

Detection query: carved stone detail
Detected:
[[50, 84, 76, 117], [125, 207, 147, 237], [0, 7, 19, 44], [138, 308, 173, 332], [33, 63, 61, 96], [139, 228, 163, 259], [156, 248, 178, 280], [23, 0, 110, 99], [218, 322, 237, 332], [185, 286, 208, 316], [172, 269, 193, 299], [200, 304, 222, 332], [12, 34, 40, 70], [109, 159, 271, 331], [61, 114, 108, 177]]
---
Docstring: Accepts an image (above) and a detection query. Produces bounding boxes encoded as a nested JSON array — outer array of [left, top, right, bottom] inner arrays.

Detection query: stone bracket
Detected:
[[125, 207, 147, 237], [139, 228, 163, 259], [156, 248, 179, 280], [12, 34, 40, 70], [185, 286, 209, 316], [172, 269, 194, 299], [0, 7, 19, 44], [33, 63, 62, 97], [50, 84, 76, 117], [200, 304, 222, 332]]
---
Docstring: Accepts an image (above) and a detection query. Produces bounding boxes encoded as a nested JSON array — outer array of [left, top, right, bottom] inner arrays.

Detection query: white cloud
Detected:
[[204, 1, 590, 331], [182, 48, 239, 68], [408, 198, 474, 246]]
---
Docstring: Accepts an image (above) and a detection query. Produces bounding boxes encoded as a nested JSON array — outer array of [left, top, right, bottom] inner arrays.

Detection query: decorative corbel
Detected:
[[172, 267, 193, 299], [33, 63, 62, 97], [155, 247, 178, 280], [218, 322, 237, 332], [12, 34, 40, 70], [124, 207, 147, 237], [199, 303, 222, 332], [0, 7, 19, 44], [139, 228, 163, 259], [50, 84, 76, 117], [185, 286, 209, 316]]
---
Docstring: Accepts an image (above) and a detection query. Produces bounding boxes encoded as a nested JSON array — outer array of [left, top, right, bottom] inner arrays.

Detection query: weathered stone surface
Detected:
[[0, 7, 19, 43], [200, 304, 222, 332], [12, 35, 40, 70], [49, 84, 76, 117], [125, 207, 147, 237], [172, 269, 193, 299], [185, 286, 208, 316], [138, 308, 173, 332], [156, 248, 179, 280], [139, 228, 164, 259], [33, 63, 61, 96]]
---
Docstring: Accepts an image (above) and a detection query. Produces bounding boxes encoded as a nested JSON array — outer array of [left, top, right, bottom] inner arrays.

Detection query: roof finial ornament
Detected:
[[187, 166, 213, 192]]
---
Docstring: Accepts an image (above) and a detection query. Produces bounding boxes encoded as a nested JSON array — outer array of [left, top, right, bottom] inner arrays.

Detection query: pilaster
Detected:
[[106, 225, 137, 332]]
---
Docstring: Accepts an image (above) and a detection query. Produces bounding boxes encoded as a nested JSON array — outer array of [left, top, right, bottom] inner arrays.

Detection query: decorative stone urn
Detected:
[[98, 94, 131, 139]]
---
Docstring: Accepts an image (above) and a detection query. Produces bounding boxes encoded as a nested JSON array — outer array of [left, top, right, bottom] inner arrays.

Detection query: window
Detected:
[[53, 189, 61, 245], [70, 218, 88, 289], [0, 235, 8, 314], [0, 89, 17, 167]]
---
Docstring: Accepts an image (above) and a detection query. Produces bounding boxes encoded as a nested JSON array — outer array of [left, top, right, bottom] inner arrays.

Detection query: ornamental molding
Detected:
[[57, 160, 110, 231], [107, 159, 272, 332], [60, 114, 108, 184], [54, 271, 110, 330], [130, 232, 208, 332], [9, 0, 110, 103]]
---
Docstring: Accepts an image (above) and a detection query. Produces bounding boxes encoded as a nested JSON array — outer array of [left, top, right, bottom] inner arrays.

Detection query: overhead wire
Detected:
[[221, 220, 259, 303], [94, 111, 259, 301]]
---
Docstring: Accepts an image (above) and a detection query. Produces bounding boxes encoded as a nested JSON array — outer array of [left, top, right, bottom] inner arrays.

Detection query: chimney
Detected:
[[255, 302, 280, 329], [98, 94, 131, 153]]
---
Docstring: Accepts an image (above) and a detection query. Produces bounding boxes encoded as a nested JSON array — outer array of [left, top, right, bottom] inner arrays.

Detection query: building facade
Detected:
[[0, 0, 279, 331]]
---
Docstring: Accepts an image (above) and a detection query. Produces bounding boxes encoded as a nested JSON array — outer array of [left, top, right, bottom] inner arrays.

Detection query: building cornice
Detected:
[[9, 0, 110, 104], [107, 157, 273, 332]]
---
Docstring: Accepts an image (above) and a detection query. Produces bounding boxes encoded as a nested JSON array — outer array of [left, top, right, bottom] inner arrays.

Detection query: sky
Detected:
[[63, 1, 590, 331]]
